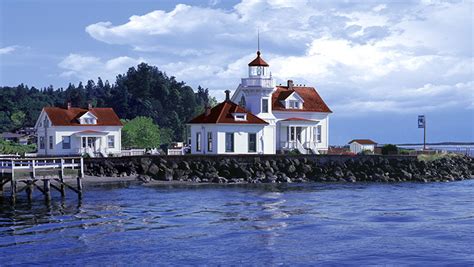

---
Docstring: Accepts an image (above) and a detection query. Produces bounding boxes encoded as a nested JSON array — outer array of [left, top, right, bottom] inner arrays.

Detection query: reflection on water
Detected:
[[1, 181, 474, 265]]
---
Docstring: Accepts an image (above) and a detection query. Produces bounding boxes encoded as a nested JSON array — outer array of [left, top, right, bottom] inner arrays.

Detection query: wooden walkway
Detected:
[[0, 157, 84, 202]]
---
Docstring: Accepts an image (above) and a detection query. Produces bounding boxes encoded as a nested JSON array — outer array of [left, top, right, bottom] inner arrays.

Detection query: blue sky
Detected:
[[1, 0, 473, 145]]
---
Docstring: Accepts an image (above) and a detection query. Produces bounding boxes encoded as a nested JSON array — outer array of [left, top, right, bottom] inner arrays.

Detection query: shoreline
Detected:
[[85, 154, 474, 184]]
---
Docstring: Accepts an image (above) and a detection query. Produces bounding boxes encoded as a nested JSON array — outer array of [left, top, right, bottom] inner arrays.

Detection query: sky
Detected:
[[0, 0, 473, 145]]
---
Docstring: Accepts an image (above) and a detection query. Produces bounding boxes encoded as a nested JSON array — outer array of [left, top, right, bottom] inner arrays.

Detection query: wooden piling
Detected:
[[26, 181, 33, 202], [43, 179, 51, 201], [77, 157, 84, 197], [10, 160, 16, 201], [1, 157, 83, 202], [59, 159, 65, 197]]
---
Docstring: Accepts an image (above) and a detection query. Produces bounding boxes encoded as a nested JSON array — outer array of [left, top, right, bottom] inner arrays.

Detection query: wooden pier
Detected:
[[0, 157, 84, 202]]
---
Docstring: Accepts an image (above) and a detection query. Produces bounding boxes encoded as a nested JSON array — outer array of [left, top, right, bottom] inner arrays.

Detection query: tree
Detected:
[[0, 63, 212, 140], [10, 111, 26, 130], [382, 144, 398, 155], [122, 117, 166, 149]]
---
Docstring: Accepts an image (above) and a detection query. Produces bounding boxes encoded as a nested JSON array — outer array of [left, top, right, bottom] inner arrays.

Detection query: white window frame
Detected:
[[108, 135, 115, 149], [316, 125, 322, 143], [62, 136, 71, 149], [248, 133, 257, 153], [196, 132, 202, 152], [207, 132, 213, 152], [233, 113, 247, 121], [261, 98, 269, 113], [49, 136, 53, 150], [39, 136, 45, 149], [225, 133, 234, 152]]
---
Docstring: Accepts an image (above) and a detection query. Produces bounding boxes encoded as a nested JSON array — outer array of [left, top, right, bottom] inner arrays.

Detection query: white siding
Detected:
[[274, 111, 330, 152], [349, 143, 375, 154], [35, 111, 122, 156], [189, 124, 273, 154]]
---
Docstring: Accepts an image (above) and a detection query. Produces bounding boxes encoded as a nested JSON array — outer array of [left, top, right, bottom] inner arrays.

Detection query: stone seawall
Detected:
[[84, 154, 473, 184]]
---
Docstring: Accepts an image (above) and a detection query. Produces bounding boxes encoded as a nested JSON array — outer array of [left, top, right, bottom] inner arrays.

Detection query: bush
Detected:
[[288, 149, 301, 155], [0, 139, 36, 155], [358, 149, 374, 155], [382, 144, 398, 155]]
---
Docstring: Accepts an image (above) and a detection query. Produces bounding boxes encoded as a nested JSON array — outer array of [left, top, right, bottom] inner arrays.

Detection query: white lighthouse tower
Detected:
[[231, 50, 276, 123], [231, 48, 276, 154]]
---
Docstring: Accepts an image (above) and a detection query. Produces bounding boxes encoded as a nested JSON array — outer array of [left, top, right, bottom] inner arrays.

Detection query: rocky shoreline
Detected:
[[84, 154, 473, 184]]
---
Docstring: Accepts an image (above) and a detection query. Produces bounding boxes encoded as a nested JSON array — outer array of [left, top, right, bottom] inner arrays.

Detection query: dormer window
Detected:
[[233, 113, 247, 121], [289, 100, 301, 109], [81, 118, 96, 124], [79, 112, 98, 124], [282, 91, 304, 109]]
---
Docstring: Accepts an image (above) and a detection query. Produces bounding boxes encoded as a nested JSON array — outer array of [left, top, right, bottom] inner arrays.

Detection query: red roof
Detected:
[[272, 86, 332, 113], [282, 118, 316, 122], [188, 101, 268, 125], [348, 139, 377, 145], [43, 107, 123, 126], [248, 51, 269, 67]]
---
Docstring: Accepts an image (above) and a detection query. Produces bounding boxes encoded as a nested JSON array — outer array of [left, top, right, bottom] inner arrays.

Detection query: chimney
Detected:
[[205, 105, 211, 116], [88, 102, 93, 110], [225, 90, 231, 101], [67, 102, 71, 110], [287, 80, 294, 90]]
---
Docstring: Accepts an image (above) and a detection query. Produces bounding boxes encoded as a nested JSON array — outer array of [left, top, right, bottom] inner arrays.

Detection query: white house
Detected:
[[34, 103, 123, 157], [348, 139, 377, 154], [188, 50, 332, 154]]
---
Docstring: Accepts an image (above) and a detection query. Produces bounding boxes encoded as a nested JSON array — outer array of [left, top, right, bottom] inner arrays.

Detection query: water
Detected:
[[1, 180, 473, 265]]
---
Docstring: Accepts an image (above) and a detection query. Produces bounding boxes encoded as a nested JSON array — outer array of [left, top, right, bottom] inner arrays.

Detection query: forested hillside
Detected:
[[0, 63, 216, 141]]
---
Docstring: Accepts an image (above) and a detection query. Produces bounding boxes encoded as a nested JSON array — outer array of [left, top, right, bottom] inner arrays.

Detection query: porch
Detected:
[[74, 131, 109, 157], [278, 119, 322, 154]]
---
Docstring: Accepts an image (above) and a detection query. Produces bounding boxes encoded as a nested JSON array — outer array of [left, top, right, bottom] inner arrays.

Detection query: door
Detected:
[[82, 137, 98, 152], [287, 126, 302, 148]]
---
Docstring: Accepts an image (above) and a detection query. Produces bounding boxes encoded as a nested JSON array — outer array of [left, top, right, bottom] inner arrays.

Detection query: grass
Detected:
[[417, 152, 460, 162]]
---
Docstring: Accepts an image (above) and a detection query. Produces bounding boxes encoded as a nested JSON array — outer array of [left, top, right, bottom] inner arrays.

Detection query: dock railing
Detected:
[[0, 157, 84, 202]]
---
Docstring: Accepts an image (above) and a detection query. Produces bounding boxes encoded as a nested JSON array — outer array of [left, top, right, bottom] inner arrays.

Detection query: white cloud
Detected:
[[0, 45, 18, 55], [77, 0, 473, 115], [58, 54, 144, 82]]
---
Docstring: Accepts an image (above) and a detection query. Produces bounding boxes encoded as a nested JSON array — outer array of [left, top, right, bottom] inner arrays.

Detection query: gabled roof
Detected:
[[79, 111, 98, 119], [278, 90, 304, 102], [348, 139, 377, 145], [248, 51, 269, 67], [188, 100, 268, 124], [43, 107, 123, 126], [272, 86, 332, 113]]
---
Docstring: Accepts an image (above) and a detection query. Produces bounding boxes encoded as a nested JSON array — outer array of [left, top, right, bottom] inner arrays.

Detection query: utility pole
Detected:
[[418, 115, 426, 151]]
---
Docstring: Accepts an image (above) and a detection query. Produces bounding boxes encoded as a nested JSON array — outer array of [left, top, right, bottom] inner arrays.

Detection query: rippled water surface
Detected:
[[1, 180, 473, 265]]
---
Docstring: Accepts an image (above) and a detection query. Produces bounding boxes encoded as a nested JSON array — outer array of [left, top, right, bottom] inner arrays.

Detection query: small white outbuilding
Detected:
[[348, 139, 377, 154]]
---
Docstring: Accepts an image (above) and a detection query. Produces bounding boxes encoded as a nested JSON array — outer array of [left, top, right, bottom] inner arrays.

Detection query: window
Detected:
[[239, 95, 247, 108], [289, 100, 300, 109], [82, 137, 87, 148], [39, 136, 45, 149], [248, 133, 256, 152], [82, 118, 96, 124], [261, 98, 268, 113], [315, 125, 322, 143], [49, 136, 53, 150], [196, 132, 202, 152], [233, 113, 247, 121], [62, 136, 71, 149], [225, 133, 234, 152], [207, 132, 213, 152], [108, 135, 115, 148]]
